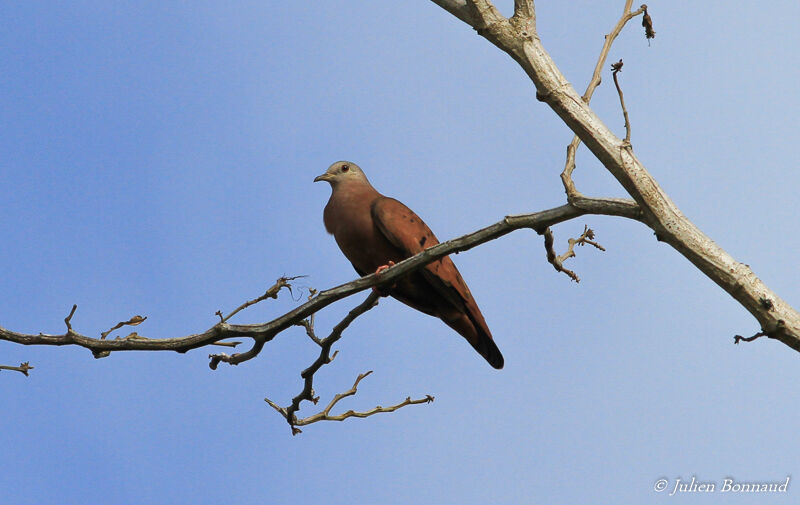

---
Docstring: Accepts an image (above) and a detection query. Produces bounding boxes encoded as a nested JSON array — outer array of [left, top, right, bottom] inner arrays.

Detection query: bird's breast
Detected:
[[323, 190, 402, 273]]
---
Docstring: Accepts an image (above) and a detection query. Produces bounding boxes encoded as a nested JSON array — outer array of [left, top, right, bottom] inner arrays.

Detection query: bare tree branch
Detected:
[[430, 0, 475, 26], [294, 288, 322, 345], [431, 0, 800, 352], [561, 1, 646, 199], [0, 199, 641, 364], [734, 331, 768, 345], [264, 291, 433, 435], [100, 314, 147, 339], [215, 276, 302, 323], [210, 340, 242, 348], [611, 59, 632, 145], [0, 362, 33, 376], [544, 225, 606, 282], [449, 0, 506, 36], [512, 0, 535, 21], [284, 290, 381, 429], [266, 371, 434, 435]]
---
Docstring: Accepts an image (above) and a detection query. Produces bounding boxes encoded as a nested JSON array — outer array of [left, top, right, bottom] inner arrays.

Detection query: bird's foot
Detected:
[[372, 261, 396, 296], [374, 261, 395, 275]]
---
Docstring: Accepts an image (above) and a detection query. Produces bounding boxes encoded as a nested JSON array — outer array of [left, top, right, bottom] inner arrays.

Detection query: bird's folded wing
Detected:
[[370, 197, 468, 312]]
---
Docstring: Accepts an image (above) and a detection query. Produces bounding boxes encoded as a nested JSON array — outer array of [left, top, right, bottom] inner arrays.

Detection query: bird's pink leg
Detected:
[[374, 260, 395, 275], [372, 261, 395, 295]]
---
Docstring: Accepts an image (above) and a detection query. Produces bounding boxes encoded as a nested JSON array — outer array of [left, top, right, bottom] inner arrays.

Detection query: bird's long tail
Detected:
[[444, 314, 504, 369]]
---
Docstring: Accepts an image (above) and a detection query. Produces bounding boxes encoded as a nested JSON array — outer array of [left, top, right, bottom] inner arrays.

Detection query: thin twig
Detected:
[[560, 1, 646, 198], [208, 338, 266, 370], [210, 340, 241, 348], [294, 288, 322, 345], [64, 304, 77, 332], [734, 330, 768, 344], [216, 276, 303, 323], [266, 371, 434, 435], [544, 225, 605, 282], [100, 315, 147, 339], [611, 59, 631, 145], [0, 362, 33, 376]]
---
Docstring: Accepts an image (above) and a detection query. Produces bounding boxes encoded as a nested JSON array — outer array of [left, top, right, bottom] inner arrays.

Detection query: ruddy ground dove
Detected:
[[314, 161, 503, 369]]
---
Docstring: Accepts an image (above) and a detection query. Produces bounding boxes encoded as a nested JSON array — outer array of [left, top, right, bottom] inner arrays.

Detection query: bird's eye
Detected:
[[341, 164, 349, 172]]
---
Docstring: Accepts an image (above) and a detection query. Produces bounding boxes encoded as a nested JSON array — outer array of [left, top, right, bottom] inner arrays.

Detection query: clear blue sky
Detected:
[[2, 1, 799, 504]]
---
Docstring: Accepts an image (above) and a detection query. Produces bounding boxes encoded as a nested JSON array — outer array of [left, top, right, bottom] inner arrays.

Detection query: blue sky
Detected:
[[2, 1, 799, 503]]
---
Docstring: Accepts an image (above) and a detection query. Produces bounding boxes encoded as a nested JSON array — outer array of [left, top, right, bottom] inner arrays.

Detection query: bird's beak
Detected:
[[314, 173, 332, 183]]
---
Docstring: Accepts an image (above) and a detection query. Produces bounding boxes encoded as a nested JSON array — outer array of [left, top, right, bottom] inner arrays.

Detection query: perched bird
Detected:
[[314, 161, 504, 369]]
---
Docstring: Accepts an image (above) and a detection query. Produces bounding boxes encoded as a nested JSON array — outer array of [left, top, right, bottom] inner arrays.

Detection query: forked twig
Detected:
[[264, 290, 434, 434], [266, 371, 434, 435], [285, 291, 380, 430], [544, 225, 605, 282], [560, 1, 647, 198], [0, 362, 33, 376]]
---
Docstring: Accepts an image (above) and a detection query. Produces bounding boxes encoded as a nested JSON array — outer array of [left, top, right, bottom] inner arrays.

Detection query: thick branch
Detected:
[[0, 199, 641, 362], [433, 0, 800, 351], [430, 0, 475, 25], [513, 0, 534, 20]]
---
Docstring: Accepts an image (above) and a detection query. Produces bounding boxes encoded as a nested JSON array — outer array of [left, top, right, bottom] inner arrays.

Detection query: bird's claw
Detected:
[[374, 261, 395, 275]]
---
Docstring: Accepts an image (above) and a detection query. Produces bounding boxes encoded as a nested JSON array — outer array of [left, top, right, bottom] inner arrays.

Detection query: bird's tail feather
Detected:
[[444, 314, 504, 369]]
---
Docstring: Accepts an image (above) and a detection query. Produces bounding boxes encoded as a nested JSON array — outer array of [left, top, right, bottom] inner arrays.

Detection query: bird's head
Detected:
[[314, 161, 369, 186]]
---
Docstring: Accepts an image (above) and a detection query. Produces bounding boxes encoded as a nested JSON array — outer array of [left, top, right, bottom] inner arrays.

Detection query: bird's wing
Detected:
[[370, 196, 467, 312], [371, 196, 503, 369]]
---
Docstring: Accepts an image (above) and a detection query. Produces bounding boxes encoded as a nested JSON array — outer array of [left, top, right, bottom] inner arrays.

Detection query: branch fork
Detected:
[[544, 225, 606, 282], [430, 0, 800, 354], [264, 291, 432, 435]]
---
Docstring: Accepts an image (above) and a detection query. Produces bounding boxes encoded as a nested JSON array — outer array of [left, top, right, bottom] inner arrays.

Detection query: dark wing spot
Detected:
[[419, 236, 427, 247]]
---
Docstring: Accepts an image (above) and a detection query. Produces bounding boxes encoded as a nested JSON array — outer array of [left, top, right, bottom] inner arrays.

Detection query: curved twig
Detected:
[[611, 59, 632, 144]]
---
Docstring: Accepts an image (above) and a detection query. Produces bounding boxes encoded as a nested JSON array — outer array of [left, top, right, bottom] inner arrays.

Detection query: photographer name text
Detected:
[[653, 476, 790, 495]]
